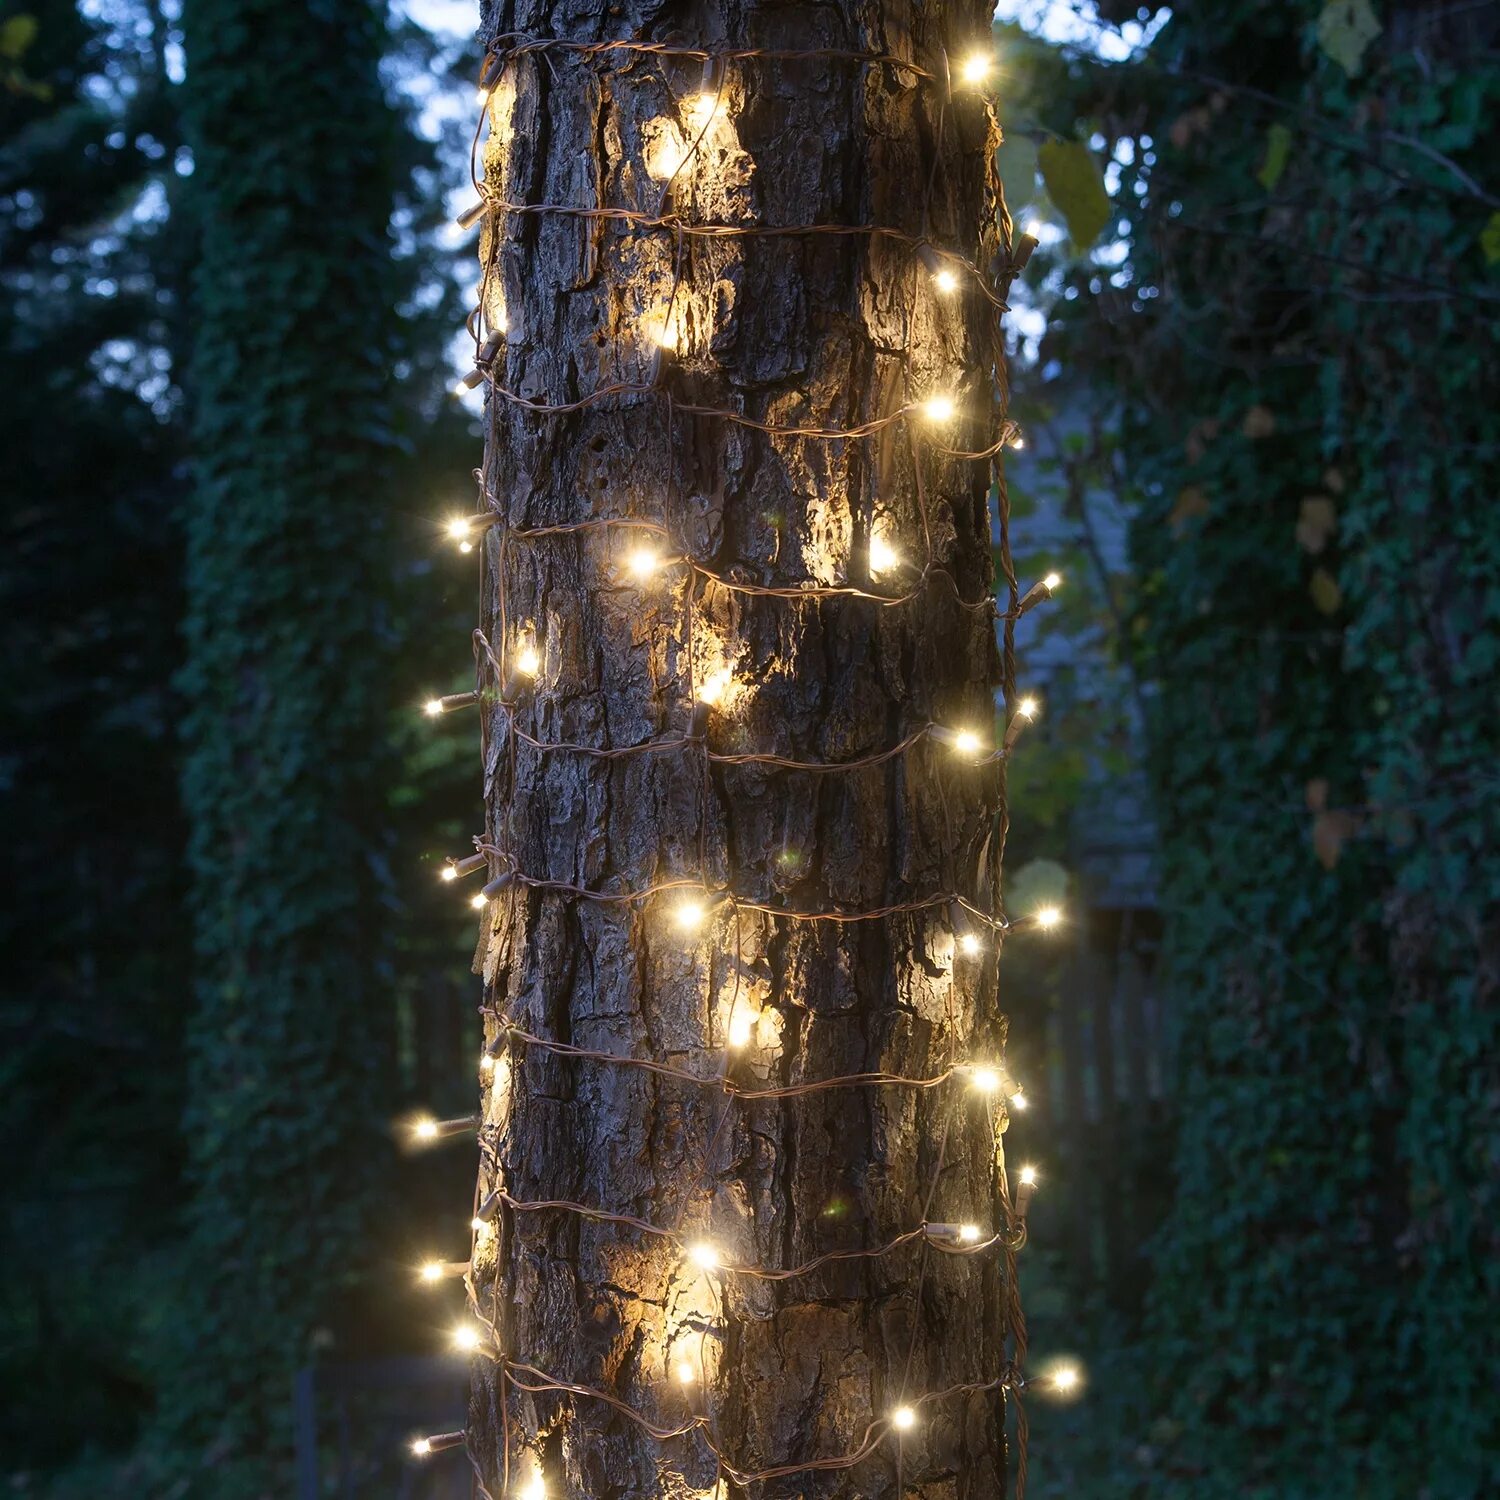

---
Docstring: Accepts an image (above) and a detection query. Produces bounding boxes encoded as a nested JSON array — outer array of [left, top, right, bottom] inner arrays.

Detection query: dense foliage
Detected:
[[0, 0, 189, 1468], [1010, 2, 1499, 1492], [168, 0, 403, 1484]]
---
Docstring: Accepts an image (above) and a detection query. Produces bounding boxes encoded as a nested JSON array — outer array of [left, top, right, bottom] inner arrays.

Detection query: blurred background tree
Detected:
[[0, 0, 1493, 1495]]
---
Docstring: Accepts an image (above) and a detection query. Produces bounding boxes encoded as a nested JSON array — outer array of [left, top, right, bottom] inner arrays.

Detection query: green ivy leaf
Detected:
[[1316, 0, 1380, 76], [1480, 210, 1500, 264], [0, 14, 37, 59], [1038, 140, 1111, 252], [1257, 122, 1293, 190], [998, 132, 1039, 213]]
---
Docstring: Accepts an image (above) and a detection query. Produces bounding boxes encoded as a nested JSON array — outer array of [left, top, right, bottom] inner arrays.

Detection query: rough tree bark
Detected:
[[465, 1, 1020, 1495]]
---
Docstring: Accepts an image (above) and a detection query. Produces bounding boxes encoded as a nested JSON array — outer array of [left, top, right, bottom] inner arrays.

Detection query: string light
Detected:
[[958, 51, 992, 86], [418, 1259, 467, 1284], [424, 691, 478, 716], [687, 1241, 722, 1271], [411, 31, 1064, 1485], [1018, 570, 1062, 615], [450, 1322, 484, 1354], [625, 544, 665, 582], [470, 892, 488, 910], [868, 532, 900, 577], [411, 1430, 465, 1458], [407, 1114, 478, 1147], [1003, 695, 1040, 753]]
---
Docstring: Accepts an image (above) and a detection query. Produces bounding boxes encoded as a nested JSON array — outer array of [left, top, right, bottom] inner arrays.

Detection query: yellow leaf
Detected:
[[1309, 568, 1342, 614], [1295, 496, 1338, 554], [0, 14, 38, 59], [1037, 140, 1111, 252]]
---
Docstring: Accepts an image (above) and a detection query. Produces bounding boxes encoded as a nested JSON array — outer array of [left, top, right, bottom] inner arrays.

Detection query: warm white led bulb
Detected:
[[891, 1405, 917, 1432], [470, 892, 488, 910], [1019, 1166, 1038, 1188], [440, 865, 458, 882], [869, 534, 900, 577], [626, 546, 662, 581], [952, 729, 982, 756], [960, 52, 992, 85], [411, 1437, 433, 1457], [922, 395, 956, 424], [675, 899, 707, 934], [419, 1261, 443, 1283], [697, 669, 732, 707], [971, 1066, 1002, 1094], [727, 1009, 756, 1049], [450, 1323, 482, 1353], [1044, 571, 1062, 591], [932, 267, 960, 294], [687, 1241, 720, 1271], [521, 1474, 545, 1500], [478, 1052, 495, 1074], [675, 1358, 697, 1385], [515, 643, 540, 677], [1017, 696, 1039, 719], [446, 517, 471, 541], [423, 699, 444, 717], [686, 91, 725, 132], [959, 932, 983, 957], [470, 1216, 488, 1233], [1051, 1364, 1080, 1393], [957, 1223, 981, 1243], [1009, 1087, 1028, 1111], [412, 1117, 439, 1141], [1034, 905, 1062, 931]]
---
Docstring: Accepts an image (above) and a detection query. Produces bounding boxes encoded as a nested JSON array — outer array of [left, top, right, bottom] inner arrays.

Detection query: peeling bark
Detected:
[[467, 1, 1016, 1495]]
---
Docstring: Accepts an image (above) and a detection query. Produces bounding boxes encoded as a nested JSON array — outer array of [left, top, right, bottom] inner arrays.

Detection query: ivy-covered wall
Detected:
[[172, 0, 400, 1484], [1112, 4, 1499, 1492]]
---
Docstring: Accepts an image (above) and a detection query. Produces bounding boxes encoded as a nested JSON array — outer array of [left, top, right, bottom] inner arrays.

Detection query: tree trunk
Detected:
[[463, 2, 1022, 1495]]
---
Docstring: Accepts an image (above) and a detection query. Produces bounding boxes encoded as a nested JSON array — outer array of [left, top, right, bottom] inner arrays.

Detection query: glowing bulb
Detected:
[[1019, 1166, 1038, 1188], [470, 892, 488, 910], [648, 315, 679, 351], [1017, 696, 1039, 719], [1009, 1088, 1028, 1111], [952, 729, 981, 756], [470, 1216, 488, 1233], [441, 865, 458, 882], [957, 1223, 981, 1243], [960, 52, 992, 85], [686, 91, 724, 132], [446, 517, 471, 542], [697, 669, 732, 707], [1052, 1364, 1079, 1392], [478, 1052, 495, 1074], [675, 1358, 697, 1385], [459, 540, 473, 553], [727, 1009, 757, 1048], [521, 1473, 545, 1500], [1010, 432, 1026, 451], [869, 534, 900, 577], [687, 1241, 721, 1271], [411, 1438, 433, 1457], [627, 546, 662, 581], [958, 932, 983, 957], [419, 1261, 443, 1283], [450, 1323, 482, 1353], [922, 395, 956, 424], [412, 1117, 439, 1141], [932, 267, 959, 294], [1034, 905, 1062, 931], [515, 643, 540, 677], [675, 900, 707, 934], [423, 699, 444, 717], [971, 1066, 1002, 1094], [1044, 571, 1062, 591], [891, 1405, 917, 1432]]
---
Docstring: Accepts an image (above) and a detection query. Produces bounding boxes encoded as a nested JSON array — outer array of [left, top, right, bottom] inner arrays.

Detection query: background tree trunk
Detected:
[[467, 2, 1018, 1495]]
